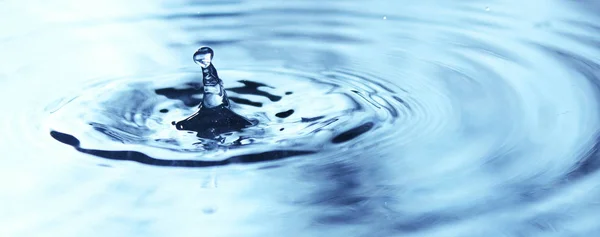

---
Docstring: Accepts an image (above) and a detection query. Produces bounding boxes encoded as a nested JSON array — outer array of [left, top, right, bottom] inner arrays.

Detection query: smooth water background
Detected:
[[2, 0, 600, 236]]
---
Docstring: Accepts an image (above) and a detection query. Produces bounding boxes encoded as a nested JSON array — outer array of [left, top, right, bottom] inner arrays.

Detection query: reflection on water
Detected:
[[2, 0, 600, 236]]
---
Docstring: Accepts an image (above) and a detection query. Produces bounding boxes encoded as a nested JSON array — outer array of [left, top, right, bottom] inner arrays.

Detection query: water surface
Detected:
[[1, 0, 600, 236]]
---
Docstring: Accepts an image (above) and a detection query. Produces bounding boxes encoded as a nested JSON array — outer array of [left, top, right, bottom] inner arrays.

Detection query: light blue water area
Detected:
[[1, 0, 600, 236]]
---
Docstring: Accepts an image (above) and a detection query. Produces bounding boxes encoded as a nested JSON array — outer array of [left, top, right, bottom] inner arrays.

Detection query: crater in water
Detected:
[[47, 67, 404, 167]]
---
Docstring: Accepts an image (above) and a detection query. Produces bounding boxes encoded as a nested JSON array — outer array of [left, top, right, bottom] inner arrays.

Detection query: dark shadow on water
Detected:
[[155, 82, 203, 107], [227, 80, 282, 102], [301, 116, 325, 122], [331, 122, 374, 144], [275, 109, 294, 118], [228, 97, 263, 107], [50, 131, 314, 168], [154, 80, 283, 107]]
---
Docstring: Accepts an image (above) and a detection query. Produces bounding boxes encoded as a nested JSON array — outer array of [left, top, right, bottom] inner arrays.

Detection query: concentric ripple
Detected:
[[46, 66, 405, 166], [3, 0, 600, 236]]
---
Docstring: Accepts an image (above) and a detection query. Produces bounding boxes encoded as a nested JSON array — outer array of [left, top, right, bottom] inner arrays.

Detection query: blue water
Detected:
[[1, 0, 600, 236]]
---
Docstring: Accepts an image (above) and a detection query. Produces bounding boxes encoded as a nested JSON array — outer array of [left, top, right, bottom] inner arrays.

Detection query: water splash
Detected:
[[174, 46, 253, 138], [3, 0, 600, 236], [47, 66, 403, 166]]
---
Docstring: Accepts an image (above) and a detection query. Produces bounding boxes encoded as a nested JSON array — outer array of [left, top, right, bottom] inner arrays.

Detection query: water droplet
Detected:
[[485, 7, 490, 11], [383, 16, 387, 20]]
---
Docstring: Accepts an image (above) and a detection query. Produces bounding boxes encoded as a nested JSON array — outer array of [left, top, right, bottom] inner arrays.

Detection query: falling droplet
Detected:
[[383, 16, 387, 20], [485, 7, 490, 11]]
